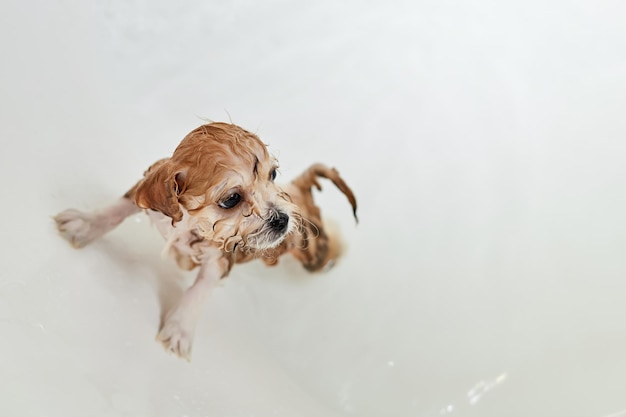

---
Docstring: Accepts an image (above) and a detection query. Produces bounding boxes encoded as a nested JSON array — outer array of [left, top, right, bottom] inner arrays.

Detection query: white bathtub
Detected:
[[1, 0, 626, 416]]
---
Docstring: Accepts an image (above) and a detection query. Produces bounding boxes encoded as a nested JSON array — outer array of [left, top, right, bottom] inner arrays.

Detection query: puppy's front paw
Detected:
[[157, 318, 195, 361], [54, 209, 95, 248]]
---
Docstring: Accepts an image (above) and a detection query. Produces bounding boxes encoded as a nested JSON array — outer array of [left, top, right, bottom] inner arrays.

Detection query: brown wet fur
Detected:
[[123, 123, 357, 273], [235, 164, 358, 272], [130, 123, 270, 225]]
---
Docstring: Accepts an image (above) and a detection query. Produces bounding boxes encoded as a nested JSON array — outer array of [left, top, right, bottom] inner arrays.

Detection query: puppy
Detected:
[[54, 122, 357, 360]]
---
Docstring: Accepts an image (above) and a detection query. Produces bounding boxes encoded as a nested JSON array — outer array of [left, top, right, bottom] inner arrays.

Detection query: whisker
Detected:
[[299, 216, 320, 238]]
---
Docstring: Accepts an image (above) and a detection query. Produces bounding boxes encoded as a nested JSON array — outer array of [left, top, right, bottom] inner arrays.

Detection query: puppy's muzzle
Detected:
[[268, 211, 290, 234]]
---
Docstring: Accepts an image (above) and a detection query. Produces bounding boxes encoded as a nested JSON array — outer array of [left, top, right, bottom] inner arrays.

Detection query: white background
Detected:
[[1, 0, 626, 416]]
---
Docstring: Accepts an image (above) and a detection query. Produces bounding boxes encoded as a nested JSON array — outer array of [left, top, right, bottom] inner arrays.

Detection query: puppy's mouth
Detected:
[[246, 210, 292, 250]]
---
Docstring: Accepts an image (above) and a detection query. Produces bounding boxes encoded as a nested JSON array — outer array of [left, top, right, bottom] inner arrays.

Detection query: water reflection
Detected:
[[467, 373, 508, 405]]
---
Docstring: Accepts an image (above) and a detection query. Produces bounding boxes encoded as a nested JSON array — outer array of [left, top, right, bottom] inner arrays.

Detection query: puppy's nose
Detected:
[[269, 212, 289, 233]]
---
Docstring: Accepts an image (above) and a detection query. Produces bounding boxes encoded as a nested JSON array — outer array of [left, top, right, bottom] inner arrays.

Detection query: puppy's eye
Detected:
[[219, 193, 242, 209], [270, 169, 277, 182]]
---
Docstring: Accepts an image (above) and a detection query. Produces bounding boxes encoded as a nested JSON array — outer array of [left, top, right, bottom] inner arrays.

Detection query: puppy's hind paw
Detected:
[[156, 320, 194, 361], [53, 209, 96, 248]]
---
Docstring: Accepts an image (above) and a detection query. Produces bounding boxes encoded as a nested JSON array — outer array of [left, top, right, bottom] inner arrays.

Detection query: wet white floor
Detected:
[[2, 0, 626, 416]]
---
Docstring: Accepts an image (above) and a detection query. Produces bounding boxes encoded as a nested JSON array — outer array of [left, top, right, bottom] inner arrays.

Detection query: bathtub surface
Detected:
[[1, 0, 626, 416]]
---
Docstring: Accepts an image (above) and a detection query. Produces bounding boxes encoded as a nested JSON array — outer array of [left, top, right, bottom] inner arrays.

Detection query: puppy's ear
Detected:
[[134, 159, 186, 225]]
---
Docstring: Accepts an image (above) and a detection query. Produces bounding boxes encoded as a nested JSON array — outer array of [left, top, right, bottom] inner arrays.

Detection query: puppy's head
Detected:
[[135, 122, 299, 253]]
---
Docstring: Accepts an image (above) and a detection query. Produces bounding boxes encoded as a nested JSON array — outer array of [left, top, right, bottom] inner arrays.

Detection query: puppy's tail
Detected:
[[291, 163, 358, 223]]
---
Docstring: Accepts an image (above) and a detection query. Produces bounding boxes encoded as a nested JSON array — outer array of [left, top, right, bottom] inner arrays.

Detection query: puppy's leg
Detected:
[[157, 253, 228, 361], [54, 197, 140, 248], [283, 164, 358, 272]]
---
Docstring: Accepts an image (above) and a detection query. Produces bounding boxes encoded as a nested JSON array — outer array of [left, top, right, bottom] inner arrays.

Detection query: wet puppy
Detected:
[[54, 122, 357, 360]]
